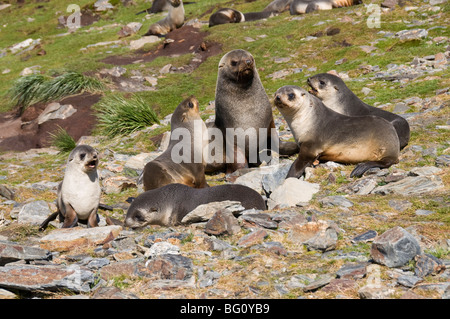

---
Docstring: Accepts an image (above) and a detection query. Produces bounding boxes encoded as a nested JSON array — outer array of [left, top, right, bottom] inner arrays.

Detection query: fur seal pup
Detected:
[[136, 0, 194, 14], [143, 0, 184, 36], [307, 73, 410, 150], [124, 183, 266, 228], [142, 96, 208, 191], [263, 0, 293, 13], [274, 86, 400, 178], [208, 49, 298, 173], [39, 145, 101, 230], [290, 0, 362, 14], [208, 8, 276, 27]]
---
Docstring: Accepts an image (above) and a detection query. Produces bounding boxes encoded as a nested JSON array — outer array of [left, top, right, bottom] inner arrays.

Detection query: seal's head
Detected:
[[307, 73, 344, 100], [68, 145, 99, 173], [170, 96, 200, 127], [274, 85, 311, 115], [218, 49, 255, 86], [168, 0, 182, 8]]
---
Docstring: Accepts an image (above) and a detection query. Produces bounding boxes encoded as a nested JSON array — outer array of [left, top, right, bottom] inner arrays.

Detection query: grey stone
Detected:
[[371, 226, 421, 268], [0, 241, 52, 266], [240, 213, 278, 229], [436, 155, 450, 167], [319, 195, 354, 208], [302, 274, 334, 292], [0, 185, 15, 200], [397, 275, 422, 288], [17, 200, 52, 226], [237, 229, 268, 248], [372, 176, 444, 196], [336, 262, 368, 279], [268, 178, 320, 210], [415, 209, 435, 216], [145, 242, 180, 258], [304, 227, 338, 252], [395, 29, 428, 41], [205, 209, 241, 236], [37, 102, 77, 125], [261, 163, 291, 194], [136, 254, 193, 281], [414, 254, 445, 277], [351, 230, 378, 243], [181, 201, 245, 224]]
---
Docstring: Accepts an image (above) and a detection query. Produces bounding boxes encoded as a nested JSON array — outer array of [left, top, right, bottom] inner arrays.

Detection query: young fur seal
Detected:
[[263, 0, 293, 13], [274, 86, 400, 178], [208, 49, 298, 173], [307, 73, 410, 150], [143, 0, 184, 36], [124, 183, 266, 228], [208, 8, 276, 27], [39, 145, 101, 230], [141, 96, 208, 191], [290, 0, 362, 14]]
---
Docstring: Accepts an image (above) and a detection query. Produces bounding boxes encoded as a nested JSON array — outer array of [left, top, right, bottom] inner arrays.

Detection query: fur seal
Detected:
[[124, 183, 266, 228], [208, 8, 276, 27], [142, 96, 208, 191], [208, 49, 298, 173], [274, 86, 400, 178], [307, 73, 410, 150], [39, 145, 101, 230], [136, 0, 194, 14], [263, 0, 293, 13], [290, 0, 362, 14], [143, 0, 184, 36]]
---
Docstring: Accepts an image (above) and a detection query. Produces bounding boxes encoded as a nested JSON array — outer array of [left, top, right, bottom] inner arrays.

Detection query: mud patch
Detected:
[[101, 25, 222, 68], [0, 92, 101, 153]]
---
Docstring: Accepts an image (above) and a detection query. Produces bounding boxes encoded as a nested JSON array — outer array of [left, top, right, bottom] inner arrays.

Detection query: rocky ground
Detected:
[[0, 0, 449, 300]]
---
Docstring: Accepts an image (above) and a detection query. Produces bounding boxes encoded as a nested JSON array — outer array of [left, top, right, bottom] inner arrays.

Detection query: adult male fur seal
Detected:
[[142, 96, 208, 191], [208, 49, 298, 173], [39, 145, 101, 230], [208, 8, 275, 27], [290, 0, 362, 14], [274, 86, 400, 178], [143, 0, 184, 36], [307, 73, 410, 150], [124, 183, 266, 228]]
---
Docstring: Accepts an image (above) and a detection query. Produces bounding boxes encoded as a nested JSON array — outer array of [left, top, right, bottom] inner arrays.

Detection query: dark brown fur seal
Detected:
[[142, 96, 208, 191], [208, 8, 276, 27], [274, 86, 400, 178], [39, 145, 101, 230], [124, 183, 266, 228], [307, 73, 410, 150], [207, 49, 298, 174], [290, 0, 362, 14], [143, 0, 184, 36]]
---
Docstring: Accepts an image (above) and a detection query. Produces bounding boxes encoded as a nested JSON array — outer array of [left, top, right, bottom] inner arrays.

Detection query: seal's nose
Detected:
[[275, 95, 281, 102], [246, 59, 252, 66]]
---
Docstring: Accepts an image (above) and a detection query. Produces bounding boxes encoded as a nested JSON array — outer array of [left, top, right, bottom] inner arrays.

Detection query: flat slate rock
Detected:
[[0, 241, 51, 266]]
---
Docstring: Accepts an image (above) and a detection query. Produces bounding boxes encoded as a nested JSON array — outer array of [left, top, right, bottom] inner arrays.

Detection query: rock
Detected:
[[351, 230, 378, 243], [92, 286, 139, 299], [358, 285, 395, 299], [288, 220, 338, 251], [319, 195, 353, 209], [397, 274, 422, 288], [118, 22, 142, 38], [268, 178, 320, 210], [94, 0, 114, 11], [145, 241, 180, 258], [203, 236, 234, 252], [321, 279, 357, 294], [18, 200, 52, 226], [371, 226, 421, 268], [414, 254, 445, 277], [395, 29, 428, 41], [415, 209, 435, 216], [0, 241, 52, 266], [159, 64, 172, 74], [336, 262, 368, 279], [237, 229, 268, 248], [205, 209, 241, 236], [129, 36, 161, 50], [381, 0, 398, 8], [100, 66, 126, 78], [0, 184, 15, 200], [40, 225, 122, 252], [261, 163, 291, 194], [240, 213, 278, 229], [9, 38, 41, 54], [136, 254, 193, 281], [388, 199, 412, 211], [302, 274, 334, 292], [372, 176, 444, 196], [99, 259, 141, 281], [0, 264, 94, 293], [37, 102, 77, 125], [103, 176, 137, 194], [344, 178, 377, 195], [181, 201, 245, 224]]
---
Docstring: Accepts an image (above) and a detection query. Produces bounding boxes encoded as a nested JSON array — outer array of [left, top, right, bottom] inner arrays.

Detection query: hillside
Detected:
[[0, 0, 449, 300]]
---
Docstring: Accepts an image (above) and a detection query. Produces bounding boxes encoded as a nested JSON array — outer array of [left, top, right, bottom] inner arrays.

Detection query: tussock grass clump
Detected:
[[9, 71, 104, 114], [48, 126, 76, 153], [95, 94, 160, 137]]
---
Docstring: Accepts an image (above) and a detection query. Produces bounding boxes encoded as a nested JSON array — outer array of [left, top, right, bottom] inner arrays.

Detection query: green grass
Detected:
[[94, 93, 160, 137], [48, 126, 77, 153]]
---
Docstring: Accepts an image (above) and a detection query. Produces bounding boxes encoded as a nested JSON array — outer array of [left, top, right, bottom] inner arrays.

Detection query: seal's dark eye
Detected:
[[288, 93, 295, 100], [80, 153, 86, 160], [231, 60, 238, 66], [319, 80, 326, 86], [188, 101, 194, 108]]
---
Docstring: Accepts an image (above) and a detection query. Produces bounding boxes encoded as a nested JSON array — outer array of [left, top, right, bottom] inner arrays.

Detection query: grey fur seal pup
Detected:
[[136, 0, 194, 14], [124, 183, 266, 228], [274, 86, 400, 178], [290, 0, 362, 14], [307, 73, 410, 150], [39, 145, 101, 230], [263, 0, 293, 13], [143, 0, 184, 36], [142, 96, 208, 191], [208, 8, 276, 27], [208, 49, 298, 174]]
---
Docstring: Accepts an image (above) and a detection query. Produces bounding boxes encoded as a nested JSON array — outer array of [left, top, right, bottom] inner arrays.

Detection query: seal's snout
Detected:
[[275, 95, 281, 102], [245, 59, 252, 66]]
